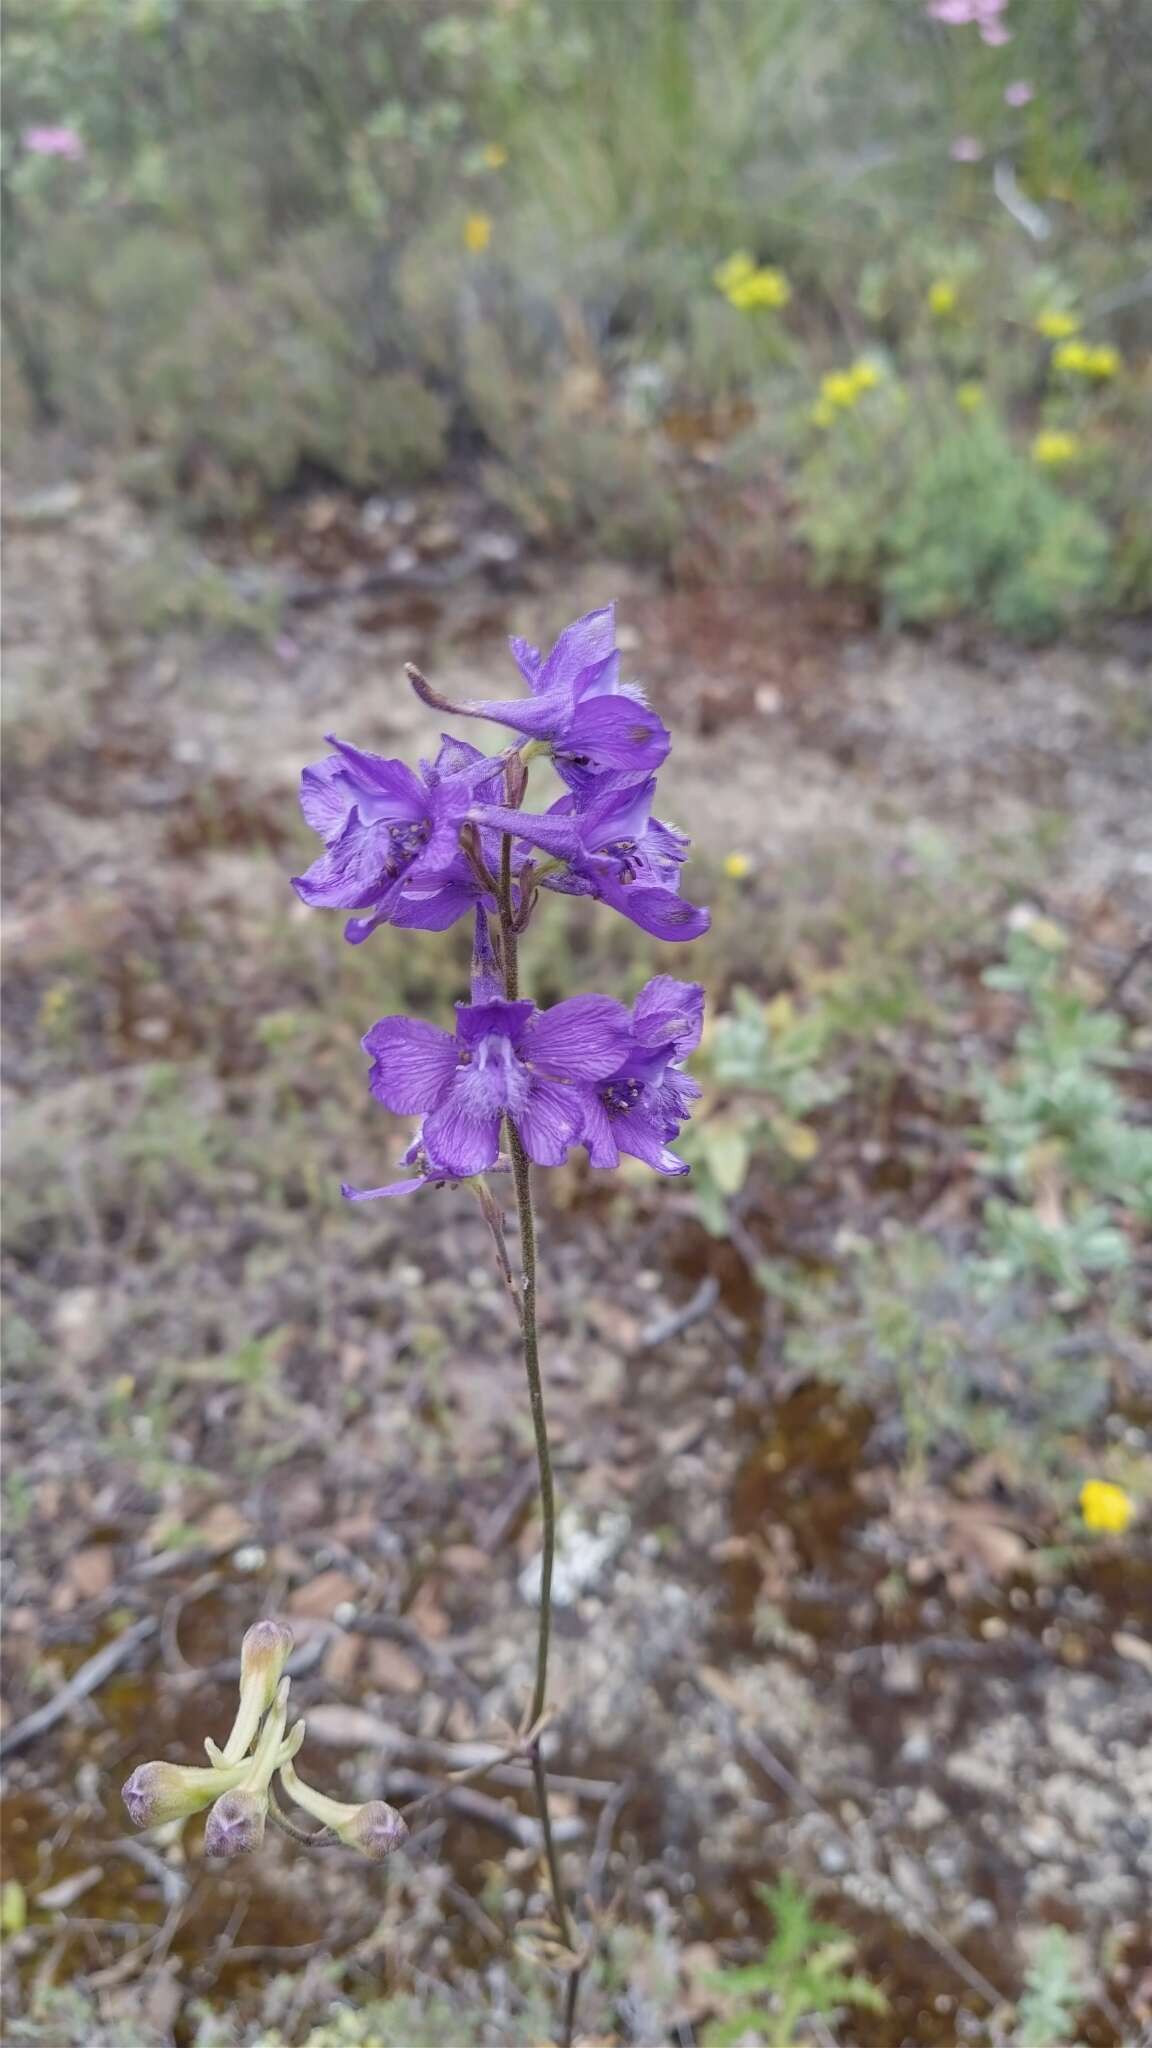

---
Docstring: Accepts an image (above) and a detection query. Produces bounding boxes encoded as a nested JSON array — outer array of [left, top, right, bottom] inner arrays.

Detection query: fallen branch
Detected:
[[0, 1617, 158, 1761]]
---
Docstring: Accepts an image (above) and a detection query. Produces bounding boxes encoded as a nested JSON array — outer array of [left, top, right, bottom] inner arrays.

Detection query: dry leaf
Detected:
[[368, 1642, 424, 1695], [67, 1545, 115, 1602], [288, 1570, 359, 1619]]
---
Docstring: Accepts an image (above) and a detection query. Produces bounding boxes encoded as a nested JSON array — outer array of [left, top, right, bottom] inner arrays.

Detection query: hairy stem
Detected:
[[496, 824, 580, 2035]]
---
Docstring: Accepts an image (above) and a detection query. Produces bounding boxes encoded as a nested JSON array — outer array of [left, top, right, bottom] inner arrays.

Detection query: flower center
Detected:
[[601, 836, 639, 884], [601, 1076, 643, 1117], [383, 818, 431, 881]]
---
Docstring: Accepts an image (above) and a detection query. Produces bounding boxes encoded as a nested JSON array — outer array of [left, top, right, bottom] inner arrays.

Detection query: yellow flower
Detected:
[[725, 265, 791, 311], [1052, 339, 1092, 375], [847, 359, 879, 394], [810, 399, 836, 428], [464, 212, 492, 254], [820, 370, 859, 409], [482, 143, 508, 170], [1086, 343, 1120, 378], [714, 251, 757, 295], [1031, 429, 1080, 466], [1034, 308, 1080, 340], [928, 279, 958, 317], [956, 381, 985, 411], [723, 852, 752, 880], [1080, 1479, 1134, 1537]]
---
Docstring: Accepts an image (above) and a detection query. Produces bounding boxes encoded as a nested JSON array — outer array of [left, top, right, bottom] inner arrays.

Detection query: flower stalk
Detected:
[[496, 791, 582, 2039]]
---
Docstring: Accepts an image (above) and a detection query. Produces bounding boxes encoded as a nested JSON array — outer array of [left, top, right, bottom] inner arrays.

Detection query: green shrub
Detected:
[[797, 404, 1114, 637]]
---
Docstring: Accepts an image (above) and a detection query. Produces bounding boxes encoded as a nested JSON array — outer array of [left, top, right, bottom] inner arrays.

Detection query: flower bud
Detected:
[[219, 1619, 294, 1767], [204, 1788, 267, 1858], [337, 1799, 410, 1861], [123, 1757, 247, 1828], [278, 1758, 409, 1859]]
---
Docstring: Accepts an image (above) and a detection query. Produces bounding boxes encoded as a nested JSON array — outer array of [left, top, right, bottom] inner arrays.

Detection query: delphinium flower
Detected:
[[283, 600, 709, 2043], [469, 772, 710, 941], [292, 733, 512, 941], [406, 604, 671, 782]]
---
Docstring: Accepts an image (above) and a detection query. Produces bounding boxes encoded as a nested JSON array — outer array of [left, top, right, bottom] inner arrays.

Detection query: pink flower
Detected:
[[1004, 79, 1034, 105], [22, 125, 84, 161], [950, 136, 985, 162], [979, 18, 1012, 41]]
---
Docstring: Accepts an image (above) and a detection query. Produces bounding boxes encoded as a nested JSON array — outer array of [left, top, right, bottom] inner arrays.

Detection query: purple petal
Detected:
[[342, 1176, 430, 1199], [536, 606, 617, 698], [469, 800, 583, 862], [554, 696, 670, 777], [577, 776, 657, 849], [421, 1089, 502, 1177], [597, 879, 712, 942], [471, 908, 502, 1003], [524, 994, 632, 1080], [611, 1102, 690, 1175], [572, 651, 622, 702], [383, 880, 478, 933], [580, 1096, 620, 1169], [514, 1078, 586, 1166], [324, 741, 428, 820], [361, 1017, 458, 1114], [428, 733, 487, 779], [632, 977, 706, 1057], [300, 757, 354, 842], [508, 634, 543, 686], [292, 813, 402, 911], [455, 998, 535, 1049]]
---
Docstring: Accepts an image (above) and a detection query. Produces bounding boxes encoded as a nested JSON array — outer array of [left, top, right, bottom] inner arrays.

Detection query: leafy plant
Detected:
[[974, 922, 1151, 1304], [1013, 1927, 1086, 2048], [703, 1876, 887, 2046], [681, 990, 845, 1232]]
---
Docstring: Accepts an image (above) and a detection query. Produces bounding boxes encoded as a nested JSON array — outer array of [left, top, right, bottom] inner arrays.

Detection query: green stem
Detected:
[[496, 830, 579, 2038]]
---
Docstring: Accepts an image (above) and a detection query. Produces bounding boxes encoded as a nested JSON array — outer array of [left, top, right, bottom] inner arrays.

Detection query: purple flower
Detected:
[[1004, 79, 1034, 105], [355, 991, 634, 1182], [292, 733, 510, 941], [471, 775, 710, 943], [22, 125, 85, 160], [581, 976, 704, 1175], [407, 606, 671, 781], [949, 135, 985, 162]]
